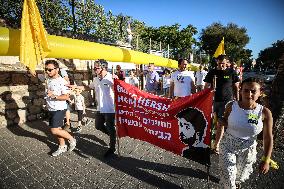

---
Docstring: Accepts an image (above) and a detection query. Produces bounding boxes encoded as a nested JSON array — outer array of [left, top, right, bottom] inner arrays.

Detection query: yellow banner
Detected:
[[20, 0, 50, 75], [213, 37, 225, 58]]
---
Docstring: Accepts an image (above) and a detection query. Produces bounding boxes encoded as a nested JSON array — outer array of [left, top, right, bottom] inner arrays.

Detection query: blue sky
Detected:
[[95, 0, 284, 58]]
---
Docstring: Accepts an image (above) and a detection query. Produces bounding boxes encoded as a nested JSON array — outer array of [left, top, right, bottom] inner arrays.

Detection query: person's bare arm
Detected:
[[47, 91, 70, 101], [260, 107, 273, 174]]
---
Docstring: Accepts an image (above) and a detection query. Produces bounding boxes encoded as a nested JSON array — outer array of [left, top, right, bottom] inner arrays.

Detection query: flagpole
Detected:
[[206, 75, 217, 188], [112, 65, 121, 157]]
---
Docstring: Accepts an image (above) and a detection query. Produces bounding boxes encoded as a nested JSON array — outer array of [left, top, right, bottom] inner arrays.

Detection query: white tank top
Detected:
[[227, 101, 263, 140]]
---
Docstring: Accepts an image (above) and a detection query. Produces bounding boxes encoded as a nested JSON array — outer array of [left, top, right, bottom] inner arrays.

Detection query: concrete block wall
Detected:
[[0, 57, 95, 127]]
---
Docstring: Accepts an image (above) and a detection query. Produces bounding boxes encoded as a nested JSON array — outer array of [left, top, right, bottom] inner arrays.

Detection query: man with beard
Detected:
[[170, 58, 196, 99]]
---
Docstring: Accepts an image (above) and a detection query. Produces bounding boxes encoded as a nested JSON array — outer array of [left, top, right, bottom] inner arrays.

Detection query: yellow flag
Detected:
[[20, 0, 50, 75], [213, 37, 225, 58]]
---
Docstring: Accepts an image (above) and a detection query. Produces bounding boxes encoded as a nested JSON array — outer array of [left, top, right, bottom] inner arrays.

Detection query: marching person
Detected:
[[169, 58, 196, 99], [44, 60, 76, 156], [71, 88, 91, 133], [115, 65, 126, 81], [162, 69, 171, 97], [204, 55, 239, 154], [219, 77, 274, 189], [145, 63, 159, 95], [71, 60, 117, 158], [195, 65, 208, 92], [127, 69, 139, 87]]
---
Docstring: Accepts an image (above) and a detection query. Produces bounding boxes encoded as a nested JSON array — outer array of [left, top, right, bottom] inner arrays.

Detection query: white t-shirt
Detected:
[[74, 94, 85, 110], [162, 75, 171, 89], [46, 76, 68, 111], [170, 70, 195, 97], [195, 70, 208, 85], [128, 76, 139, 86], [89, 72, 115, 113]]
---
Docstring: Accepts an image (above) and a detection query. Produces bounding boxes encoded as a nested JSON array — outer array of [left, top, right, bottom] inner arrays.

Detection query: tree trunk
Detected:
[[270, 53, 284, 149], [71, 0, 76, 36]]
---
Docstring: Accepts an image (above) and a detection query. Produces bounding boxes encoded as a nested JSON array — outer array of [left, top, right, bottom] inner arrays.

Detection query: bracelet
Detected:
[[261, 156, 279, 169], [261, 156, 271, 164]]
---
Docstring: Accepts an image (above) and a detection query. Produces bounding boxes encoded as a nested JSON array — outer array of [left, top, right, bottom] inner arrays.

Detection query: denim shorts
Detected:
[[48, 110, 66, 128]]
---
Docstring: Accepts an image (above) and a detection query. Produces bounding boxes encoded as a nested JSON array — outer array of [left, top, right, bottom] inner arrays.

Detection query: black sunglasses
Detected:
[[45, 68, 57, 72]]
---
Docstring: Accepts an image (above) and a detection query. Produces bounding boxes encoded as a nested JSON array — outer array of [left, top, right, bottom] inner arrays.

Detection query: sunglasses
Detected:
[[94, 67, 101, 70], [45, 68, 57, 72]]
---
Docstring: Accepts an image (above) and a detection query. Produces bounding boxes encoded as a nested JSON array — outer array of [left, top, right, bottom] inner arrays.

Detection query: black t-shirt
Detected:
[[204, 68, 239, 102]]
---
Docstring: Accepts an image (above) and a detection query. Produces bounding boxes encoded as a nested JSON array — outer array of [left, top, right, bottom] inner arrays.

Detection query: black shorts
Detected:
[[48, 110, 66, 128]]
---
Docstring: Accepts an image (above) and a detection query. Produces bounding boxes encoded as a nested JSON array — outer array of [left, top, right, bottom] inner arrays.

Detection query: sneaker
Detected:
[[73, 126, 82, 133], [52, 145, 67, 157], [84, 119, 92, 126], [104, 148, 115, 158], [68, 138, 76, 152]]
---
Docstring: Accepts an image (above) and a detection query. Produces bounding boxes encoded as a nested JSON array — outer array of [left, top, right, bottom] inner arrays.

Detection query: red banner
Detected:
[[114, 80, 214, 165]]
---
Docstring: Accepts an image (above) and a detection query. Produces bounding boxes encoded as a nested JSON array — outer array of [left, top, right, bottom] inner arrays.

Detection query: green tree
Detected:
[[131, 19, 147, 51], [138, 24, 197, 59], [0, 0, 197, 61], [39, 0, 71, 33], [257, 40, 284, 70], [200, 22, 250, 62], [0, 0, 23, 28], [69, 0, 76, 35], [255, 40, 284, 147], [176, 24, 197, 59], [0, 0, 71, 33], [270, 53, 284, 148]]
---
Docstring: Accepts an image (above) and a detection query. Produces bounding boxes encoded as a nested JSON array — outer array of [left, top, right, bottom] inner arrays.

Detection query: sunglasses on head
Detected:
[[45, 68, 57, 72]]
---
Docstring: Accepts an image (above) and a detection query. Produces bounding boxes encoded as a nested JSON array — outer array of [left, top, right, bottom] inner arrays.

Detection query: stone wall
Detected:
[[0, 57, 95, 128]]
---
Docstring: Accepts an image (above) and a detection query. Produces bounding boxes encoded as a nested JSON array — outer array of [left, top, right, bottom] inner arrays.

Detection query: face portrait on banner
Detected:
[[176, 107, 208, 149]]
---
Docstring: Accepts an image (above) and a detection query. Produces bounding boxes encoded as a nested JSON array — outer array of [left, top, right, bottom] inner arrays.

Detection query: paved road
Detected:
[[0, 108, 283, 189]]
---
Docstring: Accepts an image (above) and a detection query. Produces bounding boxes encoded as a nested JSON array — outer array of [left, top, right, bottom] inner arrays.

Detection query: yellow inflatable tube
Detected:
[[0, 27, 180, 69]]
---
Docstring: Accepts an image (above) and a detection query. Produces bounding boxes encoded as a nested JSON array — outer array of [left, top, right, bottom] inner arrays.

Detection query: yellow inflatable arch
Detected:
[[0, 26, 198, 70]]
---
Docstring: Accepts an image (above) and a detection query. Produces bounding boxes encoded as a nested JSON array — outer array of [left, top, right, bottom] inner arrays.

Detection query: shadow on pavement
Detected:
[[74, 133, 219, 188], [6, 121, 56, 154]]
